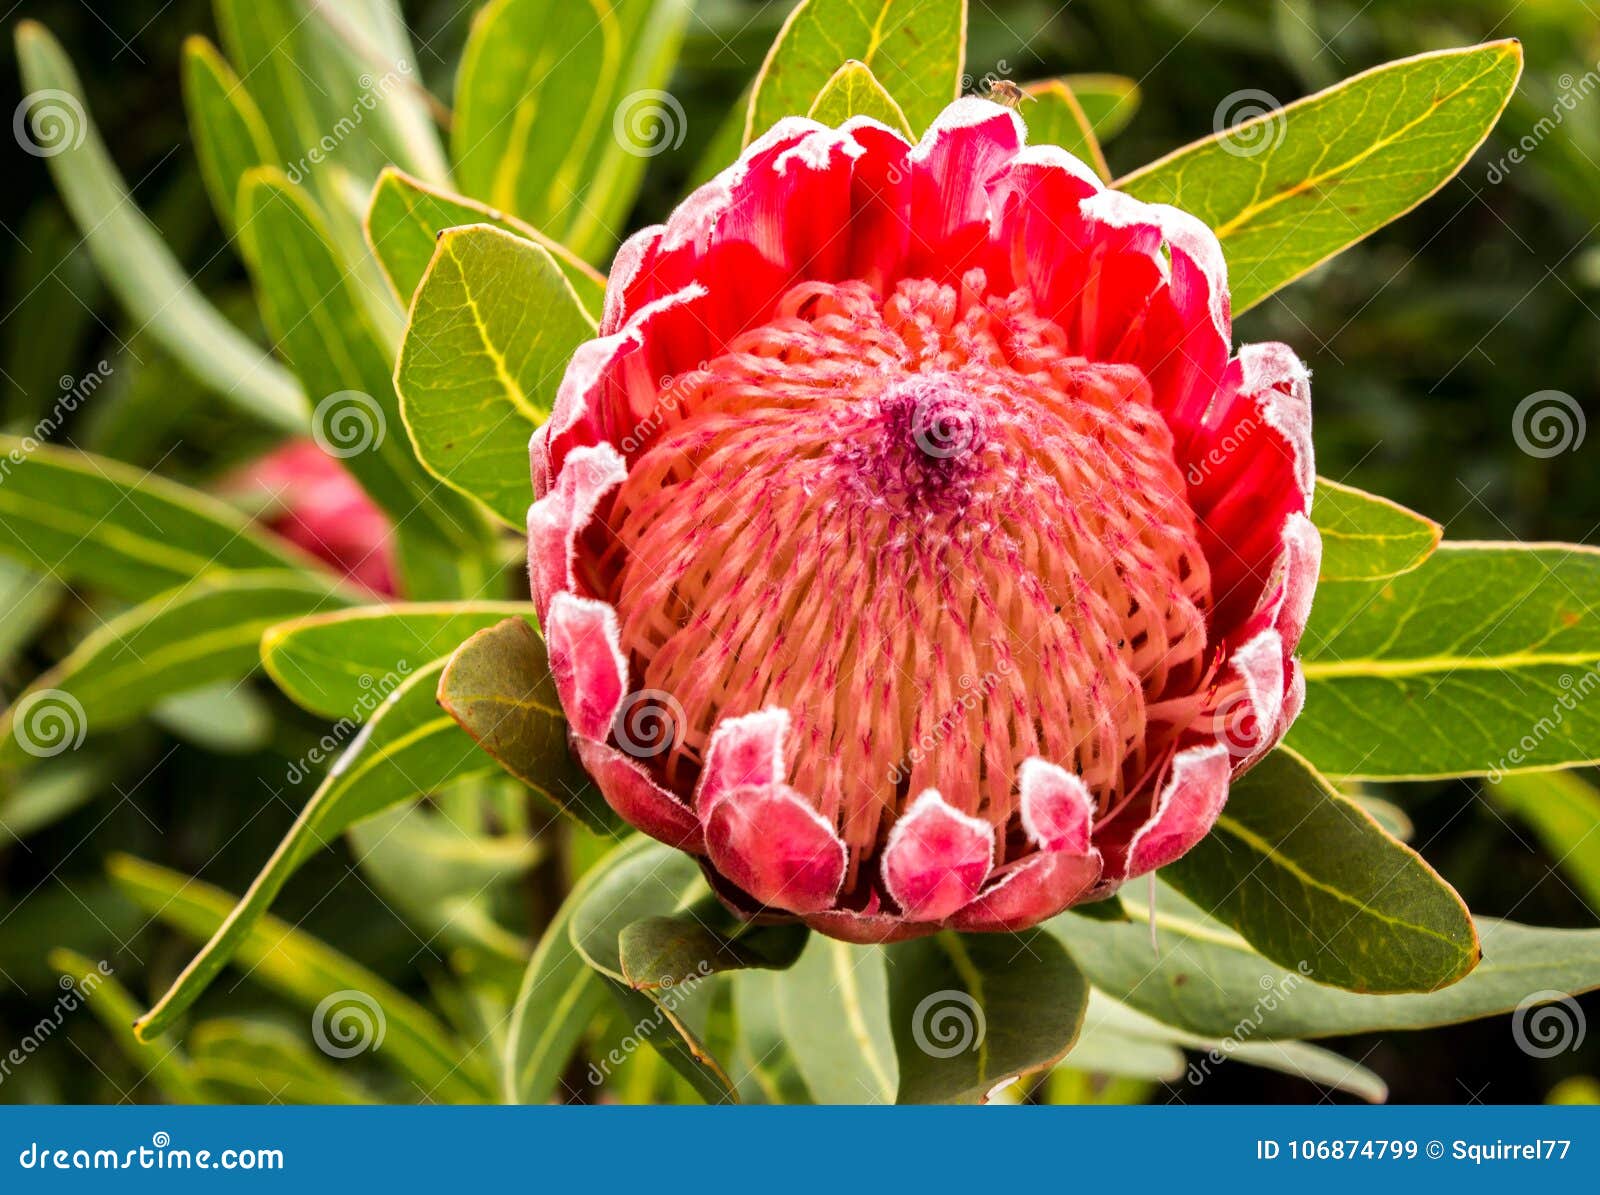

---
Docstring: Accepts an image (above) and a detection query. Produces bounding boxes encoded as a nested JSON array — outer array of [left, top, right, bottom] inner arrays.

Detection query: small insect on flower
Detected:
[[530, 99, 1318, 942], [983, 79, 1032, 109]]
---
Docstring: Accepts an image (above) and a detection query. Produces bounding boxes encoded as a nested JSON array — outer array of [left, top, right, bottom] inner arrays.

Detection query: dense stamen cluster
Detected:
[[594, 271, 1213, 882]]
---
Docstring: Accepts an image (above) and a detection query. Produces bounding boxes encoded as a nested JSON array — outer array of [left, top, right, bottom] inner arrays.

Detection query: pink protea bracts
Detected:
[[528, 99, 1319, 942]]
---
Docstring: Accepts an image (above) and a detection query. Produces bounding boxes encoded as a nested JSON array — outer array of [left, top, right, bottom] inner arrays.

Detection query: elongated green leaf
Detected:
[[1021, 80, 1109, 180], [1063, 74, 1140, 140], [0, 571, 348, 776], [1313, 477, 1441, 581], [730, 970, 812, 1104], [111, 855, 488, 1101], [453, 0, 621, 232], [1, 753, 114, 839], [1487, 770, 1600, 912], [50, 949, 209, 1104], [746, 0, 966, 142], [365, 168, 605, 315], [808, 61, 913, 138], [619, 916, 807, 990], [1289, 543, 1600, 779], [1053, 883, 1600, 1042], [0, 437, 322, 600], [14, 22, 306, 432], [437, 617, 620, 833], [1164, 749, 1478, 993], [774, 935, 898, 1104], [326, 0, 451, 184], [560, 0, 694, 261], [396, 225, 596, 526], [0, 559, 61, 668], [503, 852, 617, 1103], [188, 1018, 375, 1104], [1120, 42, 1523, 313], [151, 683, 274, 755], [182, 36, 277, 234], [568, 837, 737, 1102], [887, 929, 1087, 1104], [237, 169, 487, 555], [132, 658, 494, 1042], [263, 601, 532, 719]]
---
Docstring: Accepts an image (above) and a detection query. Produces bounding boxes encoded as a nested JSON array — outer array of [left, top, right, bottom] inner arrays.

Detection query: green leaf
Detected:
[[568, 837, 737, 1102], [13, 22, 306, 432], [774, 935, 898, 1104], [1020, 80, 1109, 179], [1120, 41, 1524, 313], [437, 617, 621, 833], [1313, 477, 1441, 581], [0, 437, 323, 601], [111, 855, 488, 1102], [1, 753, 114, 839], [452, 0, 621, 233], [807, 61, 914, 138], [236, 169, 488, 554], [262, 600, 533, 719], [1486, 770, 1600, 912], [0, 571, 349, 777], [327, 0, 451, 184], [151, 683, 275, 755], [1053, 882, 1600, 1042], [559, 0, 694, 261], [503, 854, 616, 1103], [131, 658, 494, 1043], [396, 225, 597, 527], [1163, 749, 1479, 993], [619, 916, 807, 990], [181, 36, 277, 235], [746, 0, 966, 142], [1062, 73, 1140, 140], [1289, 543, 1600, 779], [49, 949, 209, 1104], [187, 1018, 376, 1104], [887, 929, 1088, 1104], [729, 970, 812, 1104], [365, 168, 605, 315]]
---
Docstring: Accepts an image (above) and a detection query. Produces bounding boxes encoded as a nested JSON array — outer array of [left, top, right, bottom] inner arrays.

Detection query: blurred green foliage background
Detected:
[[1, 0, 1596, 1104]]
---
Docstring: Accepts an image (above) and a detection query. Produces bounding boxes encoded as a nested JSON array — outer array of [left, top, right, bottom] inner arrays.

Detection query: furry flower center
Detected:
[[595, 272, 1215, 872]]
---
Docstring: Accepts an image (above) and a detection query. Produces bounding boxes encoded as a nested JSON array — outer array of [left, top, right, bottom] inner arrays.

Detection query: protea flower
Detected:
[[529, 99, 1318, 942], [224, 439, 397, 597]]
